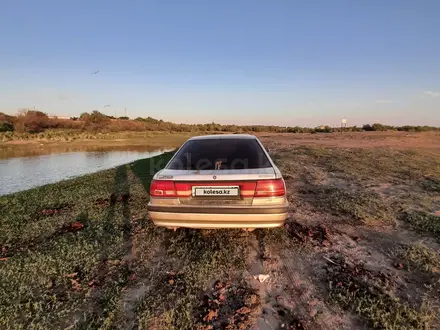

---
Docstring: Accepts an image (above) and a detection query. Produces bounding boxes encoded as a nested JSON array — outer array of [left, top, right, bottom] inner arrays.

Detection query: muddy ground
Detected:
[[255, 132, 440, 330], [1, 131, 440, 330]]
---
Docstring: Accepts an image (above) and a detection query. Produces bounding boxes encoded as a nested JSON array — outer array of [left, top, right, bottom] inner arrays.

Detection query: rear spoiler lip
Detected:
[[147, 205, 288, 214], [155, 169, 277, 181]]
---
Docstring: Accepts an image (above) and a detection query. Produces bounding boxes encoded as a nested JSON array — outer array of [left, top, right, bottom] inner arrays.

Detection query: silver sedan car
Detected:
[[147, 134, 288, 229]]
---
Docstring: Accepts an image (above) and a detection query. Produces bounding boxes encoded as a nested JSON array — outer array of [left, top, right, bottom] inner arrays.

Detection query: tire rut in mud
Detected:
[[129, 229, 252, 329], [253, 225, 347, 330]]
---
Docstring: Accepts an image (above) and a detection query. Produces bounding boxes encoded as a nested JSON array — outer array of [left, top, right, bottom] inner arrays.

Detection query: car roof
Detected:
[[188, 134, 257, 141]]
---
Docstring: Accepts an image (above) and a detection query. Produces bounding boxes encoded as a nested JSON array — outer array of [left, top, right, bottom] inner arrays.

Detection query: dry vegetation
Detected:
[[1, 131, 440, 329], [1, 110, 439, 144]]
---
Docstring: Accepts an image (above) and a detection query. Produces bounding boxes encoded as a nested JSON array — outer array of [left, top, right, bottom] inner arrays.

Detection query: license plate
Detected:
[[193, 186, 239, 197]]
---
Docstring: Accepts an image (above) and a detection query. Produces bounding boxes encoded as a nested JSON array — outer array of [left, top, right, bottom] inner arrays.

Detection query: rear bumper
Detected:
[[147, 204, 288, 229]]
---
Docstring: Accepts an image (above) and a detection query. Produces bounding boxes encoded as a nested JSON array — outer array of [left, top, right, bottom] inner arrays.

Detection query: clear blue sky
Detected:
[[1, 0, 439, 126]]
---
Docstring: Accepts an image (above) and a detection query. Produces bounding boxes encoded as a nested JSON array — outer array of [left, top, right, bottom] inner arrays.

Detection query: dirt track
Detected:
[[250, 132, 440, 329]]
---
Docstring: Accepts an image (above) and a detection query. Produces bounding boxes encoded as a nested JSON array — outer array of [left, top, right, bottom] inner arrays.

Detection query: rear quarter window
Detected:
[[167, 138, 272, 170]]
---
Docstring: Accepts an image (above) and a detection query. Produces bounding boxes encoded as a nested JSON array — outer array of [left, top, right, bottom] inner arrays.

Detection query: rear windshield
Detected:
[[167, 138, 272, 170]]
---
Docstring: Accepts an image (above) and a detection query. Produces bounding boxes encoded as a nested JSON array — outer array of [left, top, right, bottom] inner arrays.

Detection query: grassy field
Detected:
[[1, 131, 440, 329]]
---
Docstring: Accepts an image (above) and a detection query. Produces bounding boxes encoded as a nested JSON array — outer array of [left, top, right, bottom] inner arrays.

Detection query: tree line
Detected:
[[0, 109, 439, 134]]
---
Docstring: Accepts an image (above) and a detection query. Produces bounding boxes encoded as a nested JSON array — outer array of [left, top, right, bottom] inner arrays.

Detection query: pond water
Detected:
[[0, 148, 170, 196]]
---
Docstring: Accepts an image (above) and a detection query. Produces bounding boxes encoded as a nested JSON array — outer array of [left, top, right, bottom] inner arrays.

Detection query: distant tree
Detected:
[[314, 125, 334, 133], [5, 109, 438, 135], [348, 126, 363, 132], [362, 123, 395, 132], [0, 112, 15, 132], [83, 110, 111, 131], [15, 110, 51, 133], [0, 122, 13, 132], [371, 123, 387, 131], [397, 125, 439, 132], [90, 110, 109, 121], [287, 126, 309, 133], [79, 112, 90, 120]]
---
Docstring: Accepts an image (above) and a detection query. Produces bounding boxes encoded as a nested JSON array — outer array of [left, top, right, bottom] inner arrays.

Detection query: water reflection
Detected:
[[0, 148, 170, 196], [0, 144, 166, 160]]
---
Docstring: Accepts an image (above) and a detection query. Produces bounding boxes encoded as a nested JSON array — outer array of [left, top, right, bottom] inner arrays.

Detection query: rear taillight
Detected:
[[150, 180, 177, 197], [254, 179, 285, 197], [150, 179, 286, 198]]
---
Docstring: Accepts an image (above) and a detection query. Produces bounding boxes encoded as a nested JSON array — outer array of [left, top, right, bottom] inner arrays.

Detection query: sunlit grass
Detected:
[[0, 152, 173, 329]]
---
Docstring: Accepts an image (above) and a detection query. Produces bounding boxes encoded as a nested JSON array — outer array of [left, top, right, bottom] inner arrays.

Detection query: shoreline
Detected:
[[0, 131, 192, 146], [0, 149, 174, 196], [0, 132, 190, 159]]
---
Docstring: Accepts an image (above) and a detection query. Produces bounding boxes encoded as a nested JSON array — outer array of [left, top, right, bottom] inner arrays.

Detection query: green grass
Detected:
[[292, 181, 396, 226], [274, 146, 440, 225], [0, 150, 253, 330], [2, 140, 440, 329], [277, 146, 440, 186], [314, 186, 396, 226], [133, 229, 251, 329], [420, 177, 440, 193], [402, 211, 440, 238], [0, 152, 173, 329], [398, 244, 440, 274], [274, 146, 440, 328], [327, 258, 435, 330]]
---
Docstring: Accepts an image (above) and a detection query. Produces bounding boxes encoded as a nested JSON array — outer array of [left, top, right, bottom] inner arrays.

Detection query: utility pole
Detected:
[[125, 108, 127, 118]]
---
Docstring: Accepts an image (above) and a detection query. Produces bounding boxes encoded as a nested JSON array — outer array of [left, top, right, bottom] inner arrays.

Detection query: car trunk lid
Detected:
[[156, 168, 276, 206], [156, 168, 276, 181]]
